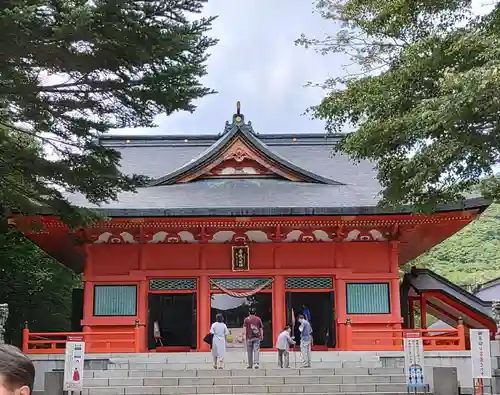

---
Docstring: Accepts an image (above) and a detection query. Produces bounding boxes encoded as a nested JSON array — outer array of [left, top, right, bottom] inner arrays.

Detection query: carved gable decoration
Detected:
[[148, 103, 342, 187], [180, 138, 301, 182]]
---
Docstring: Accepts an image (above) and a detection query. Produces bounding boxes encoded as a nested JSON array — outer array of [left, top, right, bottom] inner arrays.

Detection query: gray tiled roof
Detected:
[[68, 178, 378, 213], [102, 135, 380, 188], [148, 120, 341, 186], [69, 115, 488, 217]]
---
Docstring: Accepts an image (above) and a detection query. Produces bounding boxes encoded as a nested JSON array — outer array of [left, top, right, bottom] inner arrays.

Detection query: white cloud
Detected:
[[109, 0, 344, 136]]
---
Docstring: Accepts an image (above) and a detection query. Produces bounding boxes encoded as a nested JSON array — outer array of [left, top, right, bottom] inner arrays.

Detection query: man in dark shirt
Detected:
[[243, 307, 263, 369]]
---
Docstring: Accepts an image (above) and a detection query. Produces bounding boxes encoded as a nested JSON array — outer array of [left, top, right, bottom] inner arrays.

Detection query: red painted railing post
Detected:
[[134, 320, 140, 353], [22, 321, 29, 353], [457, 317, 465, 349], [345, 318, 352, 350]]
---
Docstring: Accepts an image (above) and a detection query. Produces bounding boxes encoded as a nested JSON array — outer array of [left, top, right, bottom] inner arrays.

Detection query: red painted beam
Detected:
[[423, 291, 495, 331]]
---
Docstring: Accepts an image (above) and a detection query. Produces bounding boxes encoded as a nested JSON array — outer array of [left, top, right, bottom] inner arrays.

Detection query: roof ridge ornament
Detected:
[[222, 101, 257, 136]]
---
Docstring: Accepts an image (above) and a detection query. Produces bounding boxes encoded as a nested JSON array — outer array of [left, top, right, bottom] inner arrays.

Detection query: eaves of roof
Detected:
[[407, 267, 492, 308], [45, 196, 490, 218]]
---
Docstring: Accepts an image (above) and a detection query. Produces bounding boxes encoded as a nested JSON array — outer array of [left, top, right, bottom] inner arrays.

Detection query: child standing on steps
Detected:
[[276, 325, 295, 368]]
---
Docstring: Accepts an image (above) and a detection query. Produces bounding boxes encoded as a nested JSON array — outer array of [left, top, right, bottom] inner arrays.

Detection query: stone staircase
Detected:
[[82, 352, 415, 395]]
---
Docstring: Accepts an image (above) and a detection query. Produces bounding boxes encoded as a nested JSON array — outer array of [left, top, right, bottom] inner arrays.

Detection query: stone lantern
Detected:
[[492, 300, 500, 340], [0, 304, 8, 344]]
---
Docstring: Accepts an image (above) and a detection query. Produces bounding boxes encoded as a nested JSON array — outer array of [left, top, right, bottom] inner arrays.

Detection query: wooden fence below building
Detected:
[[22, 322, 140, 354], [22, 319, 467, 353], [344, 318, 466, 351]]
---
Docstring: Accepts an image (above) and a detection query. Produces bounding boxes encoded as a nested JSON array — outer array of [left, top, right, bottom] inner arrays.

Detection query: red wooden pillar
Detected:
[[457, 317, 465, 349], [22, 323, 29, 353], [345, 318, 353, 350], [273, 275, 285, 345], [82, 281, 94, 332], [82, 245, 93, 331], [420, 294, 427, 329], [198, 275, 211, 351], [138, 279, 148, 352], [389, 241, 402, 323], [335, 277, 347, 349], [409, 298, 415, 329]]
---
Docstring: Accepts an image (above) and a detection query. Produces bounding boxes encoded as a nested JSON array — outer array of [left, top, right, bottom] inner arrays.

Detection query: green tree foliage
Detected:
[[297, 0, 500, 209], [411, 204, 500, 288], [0, 231, 80, 346], [0, 0, 217, 225]]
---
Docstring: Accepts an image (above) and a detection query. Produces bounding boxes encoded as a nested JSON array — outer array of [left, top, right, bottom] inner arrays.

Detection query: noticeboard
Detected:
[[404, 332, 426, 388], [470, 329, 492, 379], [63, 336, 85, 391]]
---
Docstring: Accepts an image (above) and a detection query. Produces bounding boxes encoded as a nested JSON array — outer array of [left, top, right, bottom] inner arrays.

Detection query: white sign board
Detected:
[[63, 338, 85, 391], [471, 329, 492, 379], [404, 333, 426, 388]]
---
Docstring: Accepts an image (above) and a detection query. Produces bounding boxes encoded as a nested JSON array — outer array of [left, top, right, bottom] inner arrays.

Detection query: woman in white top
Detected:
[[210, 313, 229, 369]]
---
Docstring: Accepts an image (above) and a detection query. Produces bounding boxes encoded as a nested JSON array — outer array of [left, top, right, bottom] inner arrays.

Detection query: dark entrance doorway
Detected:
[[286, 291, 335, 348], [210, 292, 273, 349], [148, 293, 197, 350]]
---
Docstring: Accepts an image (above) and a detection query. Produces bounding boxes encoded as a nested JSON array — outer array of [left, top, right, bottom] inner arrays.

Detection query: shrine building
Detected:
[[14, 104, 496, 354]]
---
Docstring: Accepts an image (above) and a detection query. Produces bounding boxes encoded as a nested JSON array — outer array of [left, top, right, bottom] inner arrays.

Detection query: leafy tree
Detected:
[[297, 0, 500, 209], [0, 0, 217, 225], [0, 231, 80, 346]]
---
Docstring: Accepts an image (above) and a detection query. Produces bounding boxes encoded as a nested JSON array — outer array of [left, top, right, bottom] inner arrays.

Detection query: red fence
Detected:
[[22, 324, 140, 354], [344, 319, 466, 351], [22, 319, 467, 353]]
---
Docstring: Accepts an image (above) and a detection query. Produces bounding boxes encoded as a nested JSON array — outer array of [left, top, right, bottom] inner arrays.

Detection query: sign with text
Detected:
[[404, 332, 426, 388], [471, 329, 492, 379], [232, 245, 249, 271], [63, 337, 85, 391]]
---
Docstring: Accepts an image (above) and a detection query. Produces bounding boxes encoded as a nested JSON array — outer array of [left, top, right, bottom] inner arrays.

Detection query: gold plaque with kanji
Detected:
[[232, 245, 249, 272]]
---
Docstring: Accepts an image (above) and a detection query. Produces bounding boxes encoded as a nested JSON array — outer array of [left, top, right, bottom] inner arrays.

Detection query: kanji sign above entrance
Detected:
[[232, 245, 249, 271]]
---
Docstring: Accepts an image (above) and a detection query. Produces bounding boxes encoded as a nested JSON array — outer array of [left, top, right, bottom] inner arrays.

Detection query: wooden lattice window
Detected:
[[93, 285, 137, 316], [149, 279, 196, 291], [346, 283, 390, 314], [210, 278, 272, 290], [285, 277, 333, 289]]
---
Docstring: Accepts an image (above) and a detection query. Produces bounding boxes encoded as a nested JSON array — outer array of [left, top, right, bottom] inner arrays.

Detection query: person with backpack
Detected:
[[243, 307, 263, 369]]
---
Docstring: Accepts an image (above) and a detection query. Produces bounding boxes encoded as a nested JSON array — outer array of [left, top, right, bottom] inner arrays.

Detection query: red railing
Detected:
[[345, 318, 466, 351], [22, 322, 140, 354]]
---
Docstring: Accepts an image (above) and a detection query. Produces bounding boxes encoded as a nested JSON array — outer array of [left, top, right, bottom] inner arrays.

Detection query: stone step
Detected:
[[84, 367, 404, 378], [106, 361, 382, 370], [107, 353, 386, 364], [86, 393, 423, 395], [83, 382, 411, 394], [84, 374, 406, 386]]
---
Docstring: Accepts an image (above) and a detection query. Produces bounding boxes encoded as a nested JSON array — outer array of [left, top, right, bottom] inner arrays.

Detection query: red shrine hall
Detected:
[[14, 104, 496, 354]]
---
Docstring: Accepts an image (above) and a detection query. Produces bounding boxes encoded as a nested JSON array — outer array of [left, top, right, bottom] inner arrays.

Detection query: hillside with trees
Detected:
[[0, 232, 80, 346], [411, 204, 500, 290]]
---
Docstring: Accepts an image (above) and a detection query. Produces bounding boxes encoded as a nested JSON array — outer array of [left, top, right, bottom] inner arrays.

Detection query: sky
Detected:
[[113, 0, 495, 137], [114, 0, 343, 136]]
